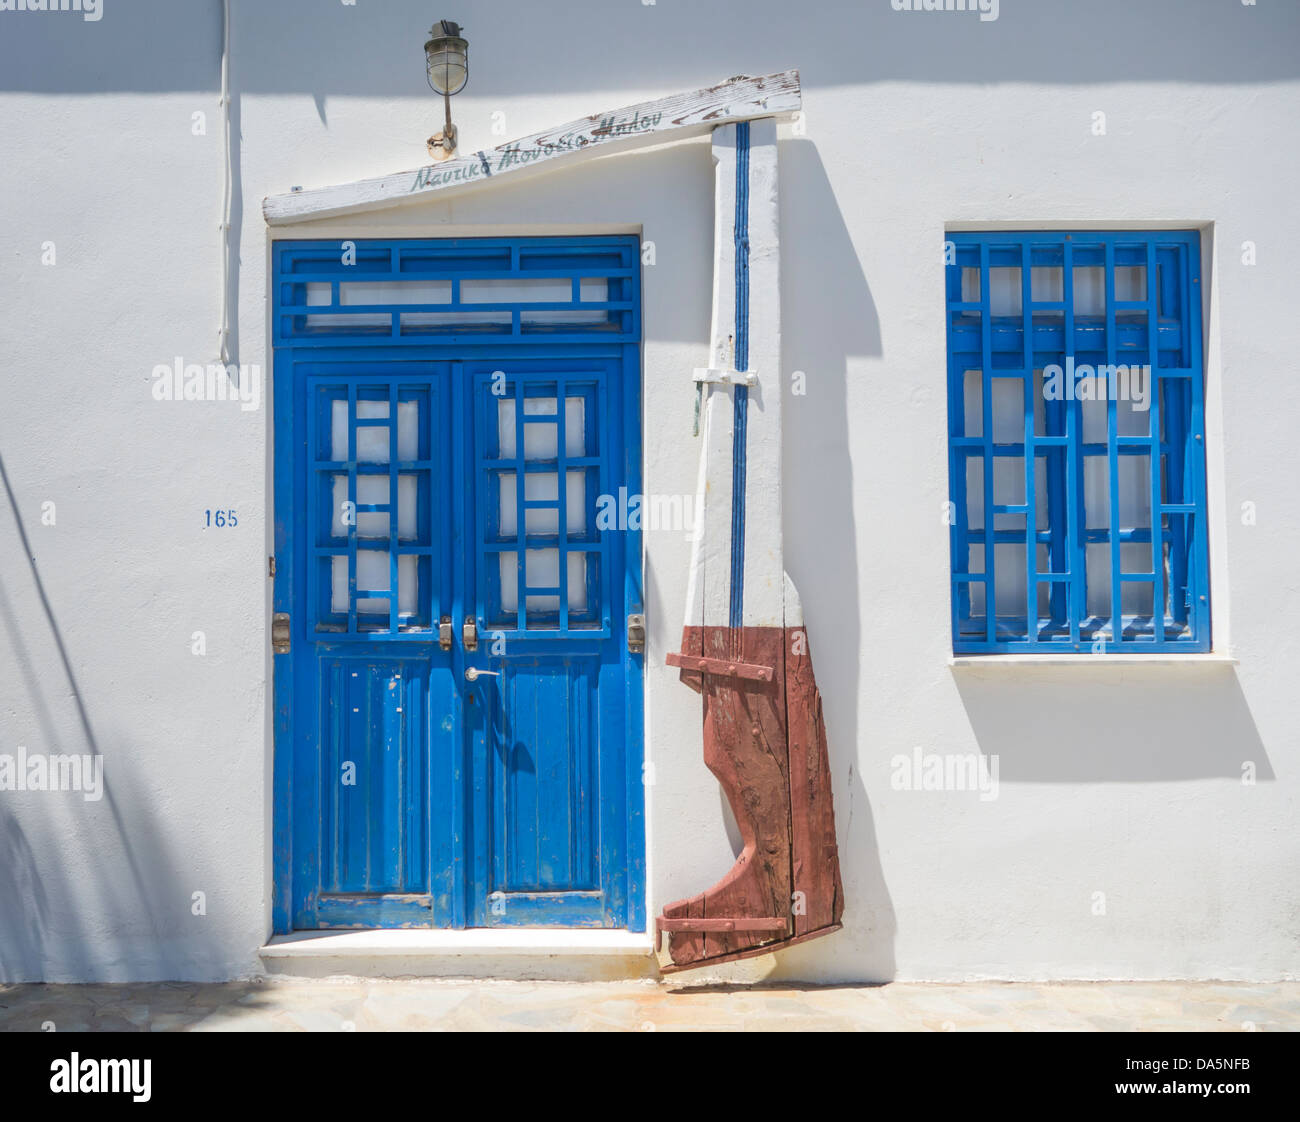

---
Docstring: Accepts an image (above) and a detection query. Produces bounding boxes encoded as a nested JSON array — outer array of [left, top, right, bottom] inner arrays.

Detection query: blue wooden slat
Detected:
[[557, 376, 570, 634], [1186, 240, 1210, 644], [1105, 242, 1122, 645], [1021, 243, 1037, 643], [947, 353, 971, 632], [347, 383, 358, 636], [1146, 241, 1166, 644], [729, 121, 751, 633], [513, 382, 526, 632], [980, 242, 995, 642]]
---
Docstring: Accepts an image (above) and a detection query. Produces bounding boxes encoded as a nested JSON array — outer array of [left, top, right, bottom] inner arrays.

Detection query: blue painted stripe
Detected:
[[728, 123, 750, 631]]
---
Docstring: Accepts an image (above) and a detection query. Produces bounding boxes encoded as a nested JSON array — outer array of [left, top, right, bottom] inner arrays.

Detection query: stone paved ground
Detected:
[[1, 980, 1297, 1032]]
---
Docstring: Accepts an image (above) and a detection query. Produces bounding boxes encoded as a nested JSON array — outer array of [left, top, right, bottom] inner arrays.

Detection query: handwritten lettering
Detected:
[[409, 111, 664, 193]]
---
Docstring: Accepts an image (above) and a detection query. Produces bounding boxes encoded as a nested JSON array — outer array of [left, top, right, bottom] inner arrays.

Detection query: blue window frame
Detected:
[[945, 230, 1210, 653]]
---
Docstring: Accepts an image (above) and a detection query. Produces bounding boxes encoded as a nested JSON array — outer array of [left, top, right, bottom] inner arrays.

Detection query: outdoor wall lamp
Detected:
[[425, 19, 468, 161]]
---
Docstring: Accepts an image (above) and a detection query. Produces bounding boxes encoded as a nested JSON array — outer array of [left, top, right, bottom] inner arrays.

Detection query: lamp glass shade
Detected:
[[425, 38, 468, 95]]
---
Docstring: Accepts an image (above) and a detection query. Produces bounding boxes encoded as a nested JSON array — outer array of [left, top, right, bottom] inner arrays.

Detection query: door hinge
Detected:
[[627, 613, 646, 653], [271, 612, 291, 654], [268, 555, 276, 578], [439, 615, 453, 651], [463, 615, 478, 652]]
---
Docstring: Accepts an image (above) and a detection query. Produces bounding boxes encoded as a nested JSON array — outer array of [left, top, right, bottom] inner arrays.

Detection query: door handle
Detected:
[[465, 666, 500, 682]]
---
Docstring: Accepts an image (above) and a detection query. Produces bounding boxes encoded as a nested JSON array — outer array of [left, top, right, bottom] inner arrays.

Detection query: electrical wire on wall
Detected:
[[218, 0, 232, 367]]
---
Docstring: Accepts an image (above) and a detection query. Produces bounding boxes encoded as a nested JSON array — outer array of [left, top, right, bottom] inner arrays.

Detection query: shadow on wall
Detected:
[[0, 454, 230, 983], [952, 667, 1272, 783], [2, 0, 1297, 95], [771, 138, 895, 982]]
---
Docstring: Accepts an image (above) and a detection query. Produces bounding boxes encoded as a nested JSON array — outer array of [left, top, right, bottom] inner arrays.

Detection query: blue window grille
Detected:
[[273, 236, 639, 346], [473, 366, 611, 639], [306, 373, 440, 638], [945, 230, 1210, 653]]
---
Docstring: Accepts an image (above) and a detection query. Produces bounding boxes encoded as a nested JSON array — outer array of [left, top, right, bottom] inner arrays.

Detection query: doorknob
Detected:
[[465, 666, 500, 682]]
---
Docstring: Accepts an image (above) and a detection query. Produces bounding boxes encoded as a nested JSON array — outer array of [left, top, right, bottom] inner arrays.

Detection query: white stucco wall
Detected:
[[1, 0, 1296, 983]]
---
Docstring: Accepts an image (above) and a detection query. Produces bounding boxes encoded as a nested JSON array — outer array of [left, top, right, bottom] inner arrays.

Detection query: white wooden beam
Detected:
[[262, 70, 800, 226], [681, 118, 784, 631]]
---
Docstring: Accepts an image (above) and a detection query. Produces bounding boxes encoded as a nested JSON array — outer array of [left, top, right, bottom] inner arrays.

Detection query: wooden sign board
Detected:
[[263, 70, 800, 226]]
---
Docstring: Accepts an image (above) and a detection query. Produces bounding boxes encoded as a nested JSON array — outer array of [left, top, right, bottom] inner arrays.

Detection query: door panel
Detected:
[[318, 657, 429, 895], [498, 660, 599, 894], [463, 358, 631, 926], [292, 361, 453, 930]]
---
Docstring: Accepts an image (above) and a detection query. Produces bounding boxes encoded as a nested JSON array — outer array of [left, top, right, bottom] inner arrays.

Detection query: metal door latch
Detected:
[[627, 613, 646, 653], [271, 613, 291, 654], [463, 615, 478, 651], [439, 615, 453, 651]]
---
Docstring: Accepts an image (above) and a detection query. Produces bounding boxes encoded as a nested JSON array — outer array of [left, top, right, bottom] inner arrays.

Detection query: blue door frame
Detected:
[[270, 237, 645, 932]]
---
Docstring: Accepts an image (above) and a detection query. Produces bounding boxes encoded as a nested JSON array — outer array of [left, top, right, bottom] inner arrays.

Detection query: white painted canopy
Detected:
[[262, 70, 800, 225]]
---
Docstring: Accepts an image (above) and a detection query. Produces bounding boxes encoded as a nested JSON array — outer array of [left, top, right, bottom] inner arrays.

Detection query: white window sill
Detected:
[[260, 929, 655, 960], [949, 653, 1237, 668]]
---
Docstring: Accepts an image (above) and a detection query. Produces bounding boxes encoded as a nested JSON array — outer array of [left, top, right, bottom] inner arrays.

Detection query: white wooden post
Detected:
[[683, 117, 785, 635]]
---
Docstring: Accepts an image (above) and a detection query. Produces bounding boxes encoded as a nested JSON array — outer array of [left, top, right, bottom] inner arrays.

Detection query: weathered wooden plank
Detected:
[[659, 923, 843, 975], [657, 118, 844, 975], [262, 70, 800, 226], [783, 576, 844, 938], [663, 651, 774, 682], [657, 917, 788, 932], [660, 626, 792, 968]]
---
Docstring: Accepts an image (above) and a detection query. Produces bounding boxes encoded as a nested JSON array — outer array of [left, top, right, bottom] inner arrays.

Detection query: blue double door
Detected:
[[275, 338, 644, 930]]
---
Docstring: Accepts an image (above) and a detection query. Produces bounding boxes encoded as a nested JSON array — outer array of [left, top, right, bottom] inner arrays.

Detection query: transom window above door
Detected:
[[945, 230, 1210, 654], [273, 236, 639, 344]]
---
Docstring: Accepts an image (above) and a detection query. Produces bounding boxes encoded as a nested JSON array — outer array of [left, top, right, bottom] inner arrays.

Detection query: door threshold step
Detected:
[[260, 929, 657, 979]]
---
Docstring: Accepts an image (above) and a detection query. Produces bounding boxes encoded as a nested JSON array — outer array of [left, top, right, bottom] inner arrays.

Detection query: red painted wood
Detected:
[[785, 626, 844, 938], [658, 624, 844, 972], [657, 917, 787, 932], [660, 924, 844, 975], [664, 651, 774, 682]]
